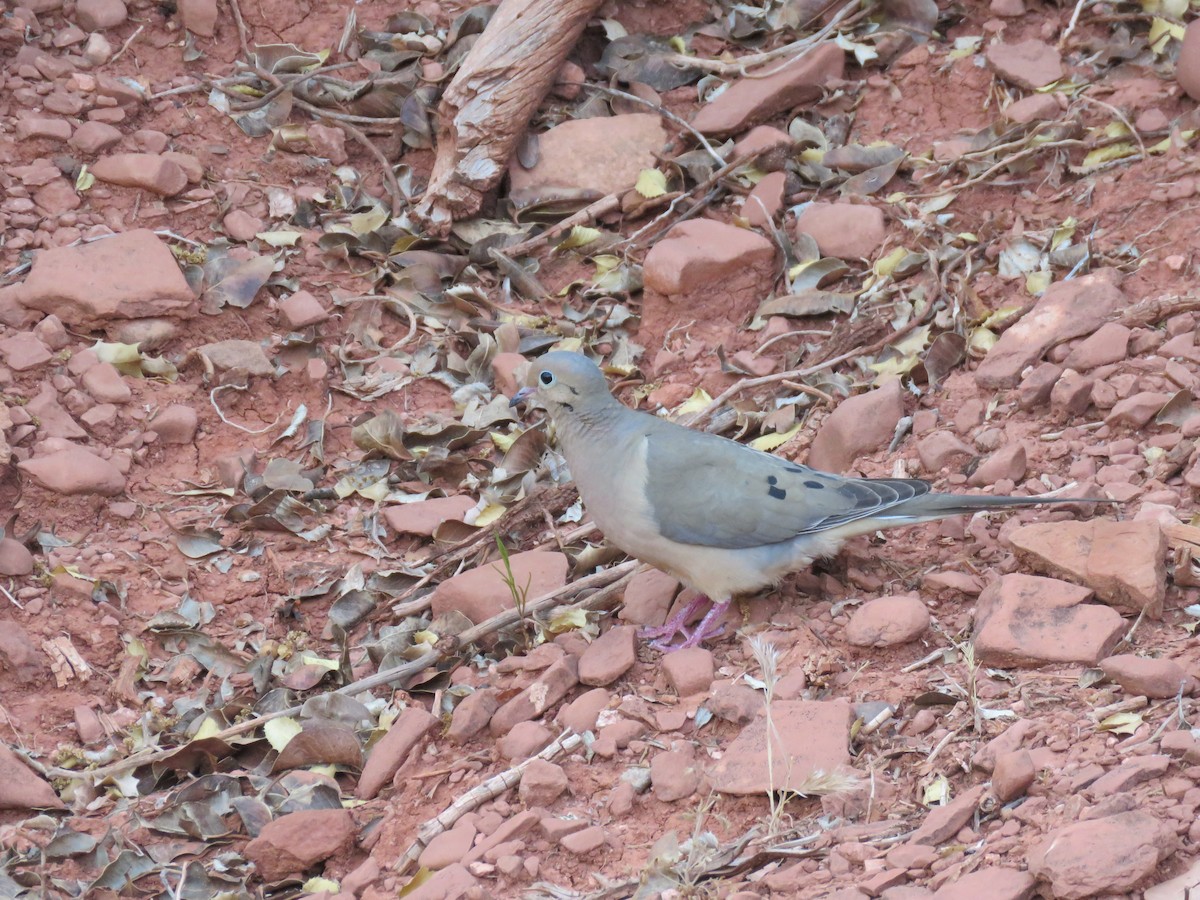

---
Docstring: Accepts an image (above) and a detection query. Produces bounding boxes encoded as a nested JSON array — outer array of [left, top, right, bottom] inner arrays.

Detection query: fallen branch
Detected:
[[412, 0, 606, 236]]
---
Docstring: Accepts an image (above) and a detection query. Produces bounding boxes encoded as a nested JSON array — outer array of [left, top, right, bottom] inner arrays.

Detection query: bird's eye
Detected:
[[539, 370, 555, 386]]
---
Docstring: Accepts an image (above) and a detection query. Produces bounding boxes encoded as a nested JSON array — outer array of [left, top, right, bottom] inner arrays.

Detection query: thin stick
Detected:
[[395, 730, 582, 874], [685, 345, 865, 428]]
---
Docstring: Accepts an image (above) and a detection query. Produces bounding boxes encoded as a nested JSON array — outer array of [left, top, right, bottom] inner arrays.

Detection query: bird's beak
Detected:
[[509, 386, 536, 408]]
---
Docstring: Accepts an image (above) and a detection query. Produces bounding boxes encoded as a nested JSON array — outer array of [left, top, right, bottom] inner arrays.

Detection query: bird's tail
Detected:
[[882, 490, 1111, 524]]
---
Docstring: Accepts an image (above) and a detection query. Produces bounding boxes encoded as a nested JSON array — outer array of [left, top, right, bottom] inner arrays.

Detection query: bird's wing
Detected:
[[640, 417, 933, 549]]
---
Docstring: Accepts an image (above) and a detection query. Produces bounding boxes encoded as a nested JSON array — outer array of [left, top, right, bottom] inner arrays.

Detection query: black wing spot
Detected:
[[766, 475, 787, 501], [804, 480, 825, 489], [785, 465, 807, 473]]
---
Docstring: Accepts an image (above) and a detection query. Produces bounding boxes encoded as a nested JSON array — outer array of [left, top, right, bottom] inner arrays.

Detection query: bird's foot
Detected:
[[638, 594, 709, 641], [646, 599, 731, 652]]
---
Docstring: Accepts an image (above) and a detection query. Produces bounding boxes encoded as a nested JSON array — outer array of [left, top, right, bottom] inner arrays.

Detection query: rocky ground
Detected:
[[3, 0, 1200, 897]]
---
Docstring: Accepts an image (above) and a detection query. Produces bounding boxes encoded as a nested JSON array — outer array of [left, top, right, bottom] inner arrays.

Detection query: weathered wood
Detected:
[[412, 0, 604, 236]]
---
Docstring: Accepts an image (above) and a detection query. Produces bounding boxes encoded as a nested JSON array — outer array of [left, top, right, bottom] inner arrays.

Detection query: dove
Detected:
[[511, 351, 1097, 651]]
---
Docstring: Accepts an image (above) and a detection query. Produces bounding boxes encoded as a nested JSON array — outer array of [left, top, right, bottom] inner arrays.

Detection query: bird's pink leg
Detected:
[[644, 597, 731, 652], [639, 594, 709, 641]]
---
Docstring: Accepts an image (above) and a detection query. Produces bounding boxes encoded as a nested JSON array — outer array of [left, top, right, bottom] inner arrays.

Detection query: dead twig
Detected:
[[395, 730, 582, 874]]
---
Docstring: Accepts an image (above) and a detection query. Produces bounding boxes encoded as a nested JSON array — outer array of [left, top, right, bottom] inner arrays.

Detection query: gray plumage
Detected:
[[512, 351, 1087, 649]]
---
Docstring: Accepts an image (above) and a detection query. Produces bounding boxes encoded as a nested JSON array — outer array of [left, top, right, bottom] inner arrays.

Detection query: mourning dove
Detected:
[[511, 351, 1095, 651]]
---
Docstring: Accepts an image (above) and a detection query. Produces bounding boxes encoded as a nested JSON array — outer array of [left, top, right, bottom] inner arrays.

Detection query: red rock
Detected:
[[932, 867, 1035, 900], [556, 687, 610, 733], [708, 682, 761, 725], [916, 431, 976, 473], [0, 538, 34, 576], [1062, 322, 1131, 371], [447, 688, 498, 743], [518, 759, 568, 806], [807, 379, 904, 473], [162, 151, 204, 182], [910, 785, 986, 845], [744, 171, 787, 228], [1050, 369, 1095, 418], [1007, 519, 1167, 617], [578, 625, 636, 686], [81, 362, 130, 403], [243, 808, 355, 881], [708, 699, 852, 795], [651, 743, 701, 802], [16, 116, 72, 141], [223, 209, 263, 242], [692, 42, 845, 136], [91, 153, 187, 196], [1177, 20, 1200, 102], [429, 549, 569, 625], [991, 750, 1035, 802], [464, 809, 539, 863], [13, 229, 194, 327], [1106, 391, 1170, 428], [69, 121, 122, 154], [28, 384, 86, 439], [619, 568, 679, 626], [973, 574, 1124, 667], [559, 824, 606, 855], [733, 125, 793, 159], [844, 595, 929, 647], [975, 273, 1127, 389], [794, 202, 887, 260], [985, 39, 1063, 89], [75, 0, 127, 29], [1018, 362, 1062, 410], [508, 114, 667, 207], [0, 332, 52, 371], [1030, 810, 1175, 898], [178, 0, 217, 35], [661, 646, 714, 696], [489, 656, 579, 735], [419, 823, 476, 870], [496, 720, 553, 759], [384, 495, 475, 537], [356, 707, 438, 799], [1086, 755, 1170, 797], [18, 446, 126, 496], [968, 444, 1027, 487], [148, 404, 198, 444], [403, 862, 478, 900], [0, 743, 64, 810], [1101, 654, 1191, 698]]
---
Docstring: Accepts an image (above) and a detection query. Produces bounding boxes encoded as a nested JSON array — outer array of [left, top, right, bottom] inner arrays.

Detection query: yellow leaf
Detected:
[[1051, 216, 1077, 250], [750, 422, 803, 452], [968, 326, 998, 355], [1025, 270, 1052, 296], [668, 35, 687, 54], [472, 503, 506, 528], [873, 247, 909, 277], [673, 388, 713, 417], [299, 652, 340, 671], [256, 230, 302, 247], [490, 431, 519, 452], [546, 608, 590, 633], [303, 877, 340, 893], [1082, 142, 1137, 169], [923, 774, 951, 806], [264, 716, 302, 751], [193, 716, 221, 740], [557, 225, 602, 250], [635, 169, 668, 199], [1098, 711, 1144, 735], [800, 148, 826, 165], [1149, 16, 1185, 52], [75, 165, 94, 191]]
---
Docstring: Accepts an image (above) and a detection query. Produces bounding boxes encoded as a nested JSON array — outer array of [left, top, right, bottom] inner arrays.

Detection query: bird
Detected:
[[510, 351, 1099, 652]]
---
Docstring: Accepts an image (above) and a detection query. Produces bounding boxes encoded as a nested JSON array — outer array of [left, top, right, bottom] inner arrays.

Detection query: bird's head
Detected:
[[509, 351, 613, 417]]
